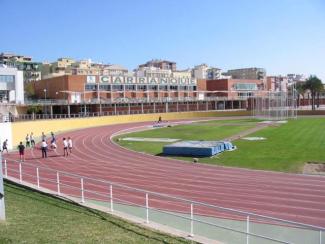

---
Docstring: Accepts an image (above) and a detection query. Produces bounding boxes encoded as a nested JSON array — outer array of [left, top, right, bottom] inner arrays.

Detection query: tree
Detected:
[[295, 82, 306, 107], [304, 76, 323, 110], [25, 82, 37, 99], [27, 105, 43, 115]]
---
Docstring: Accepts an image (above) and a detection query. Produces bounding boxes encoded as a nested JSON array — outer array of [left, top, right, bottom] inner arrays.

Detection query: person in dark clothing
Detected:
[[2, 139, 8, 153], [18, 142, 25, 162]]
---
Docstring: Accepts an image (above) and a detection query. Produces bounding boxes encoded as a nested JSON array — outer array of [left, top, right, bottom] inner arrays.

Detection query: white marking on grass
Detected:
[[121, 137, 180, 142]]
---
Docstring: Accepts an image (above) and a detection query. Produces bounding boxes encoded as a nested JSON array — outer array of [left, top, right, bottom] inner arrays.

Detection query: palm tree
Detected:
[[304, 76, 323, 110], [295, 82, 305, 107]]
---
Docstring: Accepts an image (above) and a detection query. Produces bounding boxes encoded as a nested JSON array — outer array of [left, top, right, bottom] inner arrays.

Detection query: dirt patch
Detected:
[[303, 162, 325, 175]]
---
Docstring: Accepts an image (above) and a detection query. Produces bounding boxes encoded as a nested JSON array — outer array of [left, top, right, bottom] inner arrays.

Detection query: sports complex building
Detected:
[[29, 74, 265, 116]]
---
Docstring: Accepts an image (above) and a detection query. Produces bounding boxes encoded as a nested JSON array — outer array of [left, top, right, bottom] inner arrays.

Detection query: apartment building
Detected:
[[266, 76, 288, 92], [224, 68, 266, 81], [138, 59, 176, 71], [0, 52, 41, 83], [41, 58, 129, 78], [192, 64, 225, 80]]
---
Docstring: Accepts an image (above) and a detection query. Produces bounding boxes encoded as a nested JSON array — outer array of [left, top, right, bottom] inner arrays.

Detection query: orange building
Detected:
[[30, 75, 264, 115]]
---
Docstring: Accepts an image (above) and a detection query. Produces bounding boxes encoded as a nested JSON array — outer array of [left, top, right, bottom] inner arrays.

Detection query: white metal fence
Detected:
[[1, 159, 324, 244]]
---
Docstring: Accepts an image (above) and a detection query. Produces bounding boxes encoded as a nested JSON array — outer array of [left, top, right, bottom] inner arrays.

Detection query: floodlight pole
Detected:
[[0, 152, 6, 220]]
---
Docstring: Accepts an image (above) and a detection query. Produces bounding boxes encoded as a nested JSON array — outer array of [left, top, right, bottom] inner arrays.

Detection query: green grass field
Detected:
[[0, 181, 190, 243], [116, 117, 325, 173], [116, 119, 258, 156]]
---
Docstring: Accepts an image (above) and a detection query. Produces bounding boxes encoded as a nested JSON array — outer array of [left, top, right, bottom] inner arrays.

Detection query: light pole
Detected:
[[43, 89, 47, 101], [43, 89, 47, 115]]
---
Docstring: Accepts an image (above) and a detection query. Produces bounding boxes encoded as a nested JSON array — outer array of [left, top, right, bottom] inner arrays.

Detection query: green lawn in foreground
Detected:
[[116, 117, 325, 173], [0, 181, 190, 244]]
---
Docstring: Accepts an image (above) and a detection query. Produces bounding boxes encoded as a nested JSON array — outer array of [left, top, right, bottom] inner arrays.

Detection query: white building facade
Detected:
[[0, 66, 24, 104]]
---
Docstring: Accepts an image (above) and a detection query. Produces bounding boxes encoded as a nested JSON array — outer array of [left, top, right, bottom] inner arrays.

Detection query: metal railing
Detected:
[[23, 96, 247, 105], [1, 159, 324, 244]]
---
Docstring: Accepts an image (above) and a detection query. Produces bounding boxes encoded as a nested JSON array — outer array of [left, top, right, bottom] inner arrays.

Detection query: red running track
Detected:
[[4, 118, 325, 227]]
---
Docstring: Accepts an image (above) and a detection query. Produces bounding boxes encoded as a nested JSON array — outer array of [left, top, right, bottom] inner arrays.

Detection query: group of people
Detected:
[[15, 132, 73, 161], [40, 132, 73, 158], [25, 133, 36, 148]]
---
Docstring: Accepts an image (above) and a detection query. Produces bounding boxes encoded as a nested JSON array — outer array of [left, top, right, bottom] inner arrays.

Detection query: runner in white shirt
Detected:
[[68, 137, 73, 153], [30, 132, 35, 148], [41, 140, 48, 158], [63, 138, 69, 157]]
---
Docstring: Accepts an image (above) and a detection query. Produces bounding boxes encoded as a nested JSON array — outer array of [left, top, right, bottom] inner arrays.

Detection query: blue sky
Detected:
[[1, 0, 325, 80]]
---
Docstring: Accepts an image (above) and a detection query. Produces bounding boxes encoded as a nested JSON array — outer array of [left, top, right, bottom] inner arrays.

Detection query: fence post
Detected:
[[4, 160, 7, 177], [81, 178, 85, 203], [56, 172, 60, 196], [246, 215, 250, 244], [110, 184, 113, 212], [190, 203, 194, 237], [19, 162, 22, 183], [146, 193, 149, 224], [320, 230, 322, 244], [36, 167, 40, 188]]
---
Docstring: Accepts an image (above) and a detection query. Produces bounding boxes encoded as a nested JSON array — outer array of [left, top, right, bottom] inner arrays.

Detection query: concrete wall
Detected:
[[0, 122, 13, 150], [11, 110, 249, 146]]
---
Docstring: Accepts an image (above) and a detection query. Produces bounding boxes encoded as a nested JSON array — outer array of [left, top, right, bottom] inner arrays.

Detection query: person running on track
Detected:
[[18, 142, 25, 162], [63, 138, 69, 157], [25, 134, 30, 148], [41, 140, 48, 158], [30, 132, 35, 148], [41, 132, 46, 142], [50, 132, 57, 149], [2, 139, 8, 153], [68, 137, 73, 153]]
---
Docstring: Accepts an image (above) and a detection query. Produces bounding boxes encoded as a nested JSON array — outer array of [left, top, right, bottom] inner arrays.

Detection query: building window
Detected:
[[148, 85, 158, 91], [85, 84, 97, 91], [159, 85, 168, 91], [188, 86, 196, 91], [179, 86, 188, 91], [137, 85, 147, 91], [125, 85, 136, 91], [99, 84, 111, 91], [169, 85, 178, 91], [112, 85, 123, 91], [233, 83, 257, 91], [0, 75, 15, 83]]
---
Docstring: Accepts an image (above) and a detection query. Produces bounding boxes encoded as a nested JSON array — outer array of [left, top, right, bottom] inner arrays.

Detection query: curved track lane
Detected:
[[5, 118, 325, 227]]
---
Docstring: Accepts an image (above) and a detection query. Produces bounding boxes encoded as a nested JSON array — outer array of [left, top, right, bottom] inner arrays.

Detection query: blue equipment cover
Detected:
[[163, 140, 234, 157]]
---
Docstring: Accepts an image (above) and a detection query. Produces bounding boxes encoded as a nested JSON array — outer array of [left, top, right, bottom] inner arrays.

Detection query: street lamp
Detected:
[[43, 89, 47, 101]]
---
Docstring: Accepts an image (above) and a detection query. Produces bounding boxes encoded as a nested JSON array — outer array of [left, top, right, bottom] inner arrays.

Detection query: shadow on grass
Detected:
[[4, 180, 190, 244]]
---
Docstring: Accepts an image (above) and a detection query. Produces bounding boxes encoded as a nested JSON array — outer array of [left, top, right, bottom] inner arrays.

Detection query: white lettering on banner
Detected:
[[138, 77, 147, 84], [149, 78, 158, 84], [113, 76, 124, 84], [96, 76, 198, 85], [87, 75, 96, 83], [100, 76, 110, 83], [125, 76, 135, 84]]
